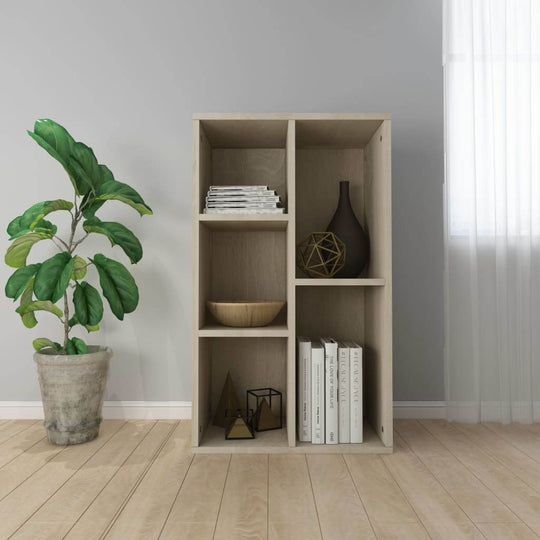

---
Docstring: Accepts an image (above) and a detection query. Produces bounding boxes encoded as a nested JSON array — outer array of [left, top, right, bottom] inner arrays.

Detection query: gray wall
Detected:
[[0, 0, 444, 402]]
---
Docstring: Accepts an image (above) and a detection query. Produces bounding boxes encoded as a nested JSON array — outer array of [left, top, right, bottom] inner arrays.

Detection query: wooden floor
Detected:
[[0, 420, 540, 539]]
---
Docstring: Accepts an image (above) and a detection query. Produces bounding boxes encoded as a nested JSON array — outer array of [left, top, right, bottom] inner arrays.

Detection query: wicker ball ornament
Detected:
[[296, 232, 346, 278]]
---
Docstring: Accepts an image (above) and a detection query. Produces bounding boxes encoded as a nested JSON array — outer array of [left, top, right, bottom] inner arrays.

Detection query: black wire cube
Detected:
[[246, 388, 283, 431]]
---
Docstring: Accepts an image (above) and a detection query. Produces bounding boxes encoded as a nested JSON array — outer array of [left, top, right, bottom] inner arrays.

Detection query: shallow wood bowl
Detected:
[[207, 301, 285, 327]]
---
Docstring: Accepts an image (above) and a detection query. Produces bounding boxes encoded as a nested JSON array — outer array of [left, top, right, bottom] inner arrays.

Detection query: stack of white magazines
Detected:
[[203, 185, 284, 214], [297, 337, 363, 444]]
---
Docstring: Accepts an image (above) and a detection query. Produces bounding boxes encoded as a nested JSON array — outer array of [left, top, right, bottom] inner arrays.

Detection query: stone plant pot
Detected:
[[33, 346, 112, 445]]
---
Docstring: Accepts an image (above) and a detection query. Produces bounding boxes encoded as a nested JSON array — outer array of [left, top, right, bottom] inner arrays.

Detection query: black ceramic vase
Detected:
[[326, 180, 369, 277]]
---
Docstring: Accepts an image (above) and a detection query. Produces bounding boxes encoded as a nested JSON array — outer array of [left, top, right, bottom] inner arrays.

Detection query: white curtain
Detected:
[[444, 0, 540, 423]]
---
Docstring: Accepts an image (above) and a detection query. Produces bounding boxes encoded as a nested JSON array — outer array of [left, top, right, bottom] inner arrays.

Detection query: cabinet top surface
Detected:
[[193, 113, 391, 121]]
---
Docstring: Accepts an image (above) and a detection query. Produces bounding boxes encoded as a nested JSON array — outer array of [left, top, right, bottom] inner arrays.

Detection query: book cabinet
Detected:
[[192, 114, 392, 454]]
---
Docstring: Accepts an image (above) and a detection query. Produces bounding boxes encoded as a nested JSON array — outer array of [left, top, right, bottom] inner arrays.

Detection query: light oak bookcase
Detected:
[[192, 114, 392, 454]]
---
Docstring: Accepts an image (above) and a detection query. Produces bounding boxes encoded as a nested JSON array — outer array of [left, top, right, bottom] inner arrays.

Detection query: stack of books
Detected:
[[203, 185, 284, 214], [297, 337, 363, 444]]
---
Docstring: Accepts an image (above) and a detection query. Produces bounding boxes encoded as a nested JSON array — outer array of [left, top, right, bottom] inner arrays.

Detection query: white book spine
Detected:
[[297, 337, 311, 442], [338, 343, 350, 443], [311, 344, 325, 444], [350, 342, 363, 443], [322, 338, 338, 444]]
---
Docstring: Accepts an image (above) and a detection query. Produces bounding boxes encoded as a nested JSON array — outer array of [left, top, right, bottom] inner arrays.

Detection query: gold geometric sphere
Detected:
[[296, 232, 346, 278]]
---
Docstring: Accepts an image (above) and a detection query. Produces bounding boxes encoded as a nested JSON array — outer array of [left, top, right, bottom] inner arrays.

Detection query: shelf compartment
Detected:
[[295, 278, 385, 287], [198, 228, 287, 328], [199, 214, 289, 231], [198, 323, 289, 338], [194, 337, 290, 449], [197, 120, 290, 213]]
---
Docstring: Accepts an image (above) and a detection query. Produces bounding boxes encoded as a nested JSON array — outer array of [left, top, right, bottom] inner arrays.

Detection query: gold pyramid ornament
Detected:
[[225, 412, 255, 440], [255, 397, 281, 431], [213, 371, 241, 428]]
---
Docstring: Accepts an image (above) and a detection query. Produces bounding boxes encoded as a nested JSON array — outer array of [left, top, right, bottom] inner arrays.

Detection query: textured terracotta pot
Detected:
[[33, 346, 112, 445]]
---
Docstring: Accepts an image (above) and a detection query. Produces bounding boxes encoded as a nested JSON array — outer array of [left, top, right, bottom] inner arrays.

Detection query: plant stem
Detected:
[[63, 199, 81, 349], [63, 290, 70, 348]]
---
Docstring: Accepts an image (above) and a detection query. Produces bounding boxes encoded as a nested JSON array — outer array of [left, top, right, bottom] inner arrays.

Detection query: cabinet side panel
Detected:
[[364, 121, 392, 447], [192, 120, 200, 446], [286, 120, 296, 446]]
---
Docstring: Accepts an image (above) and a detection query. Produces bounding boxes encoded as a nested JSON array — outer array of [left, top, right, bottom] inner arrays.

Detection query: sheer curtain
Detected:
[[444, 0, 540, 423]]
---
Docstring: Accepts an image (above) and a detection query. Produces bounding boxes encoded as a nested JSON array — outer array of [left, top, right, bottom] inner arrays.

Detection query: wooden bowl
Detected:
[[207, 301, 285, 327]]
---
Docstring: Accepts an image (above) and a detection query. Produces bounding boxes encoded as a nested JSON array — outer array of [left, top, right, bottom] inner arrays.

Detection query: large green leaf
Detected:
[[73, 281, 103, 326], [7, 200, 70, 239], [67, 142, 100, 194], [83, 217, 143, 263], [19, 279, 37, 328], [33, 252, 74, 303], [71, 255, 87, 280], [5, 264, 41, 301], [7, 215, 57, 240], [32, 338, 61, 352], [17, 300, 63, 319], [71, 337, 88, 354], [64, 337, 88, 355], [5, 232, 51, 268], [92, 253, 139, 320], [27, 119, 86, 195], [91, 181, 152, 216]]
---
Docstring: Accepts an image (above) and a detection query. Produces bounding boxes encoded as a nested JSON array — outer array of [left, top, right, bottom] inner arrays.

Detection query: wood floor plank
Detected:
[[104, 420, 192, 540], [382, 432, 484, 539], [0, 423, 46, 469], [483, 422, 540, 464], [65, 420, 174, 540], [268, 455, 321, 540], [214, 454, 268, 540], [0, 420, 124, 538], [456, 423, 540, 498], [11, 420, 155, 539], [0, 420, 38, 444], [422, 420, 540, 536], [307, 454, 375, 539], [160, 454, 230, 540], [344, 454, 423, 526], [475, 522, 539, 539], [395, 420, 518, 523], [371, 522, 432, 540], [0, 438, 66, 501]]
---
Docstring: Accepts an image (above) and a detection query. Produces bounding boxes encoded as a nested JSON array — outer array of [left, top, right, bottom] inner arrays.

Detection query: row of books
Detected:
[[297, 337, 363, 444], [203, 185, 285, 214]]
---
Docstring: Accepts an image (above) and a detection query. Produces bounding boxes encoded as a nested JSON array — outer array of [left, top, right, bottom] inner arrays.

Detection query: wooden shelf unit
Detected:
[[192, 114, 392, 454]]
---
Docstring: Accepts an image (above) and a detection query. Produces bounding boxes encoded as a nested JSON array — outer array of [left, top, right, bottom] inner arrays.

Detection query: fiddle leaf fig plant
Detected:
[[5, 119, 152, 354]]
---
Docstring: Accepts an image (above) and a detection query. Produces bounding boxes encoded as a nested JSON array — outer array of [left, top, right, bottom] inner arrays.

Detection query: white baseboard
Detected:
[[0, 400, 446, 420], [0, 401, 192, 420], [392, 401, 447, 419]]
